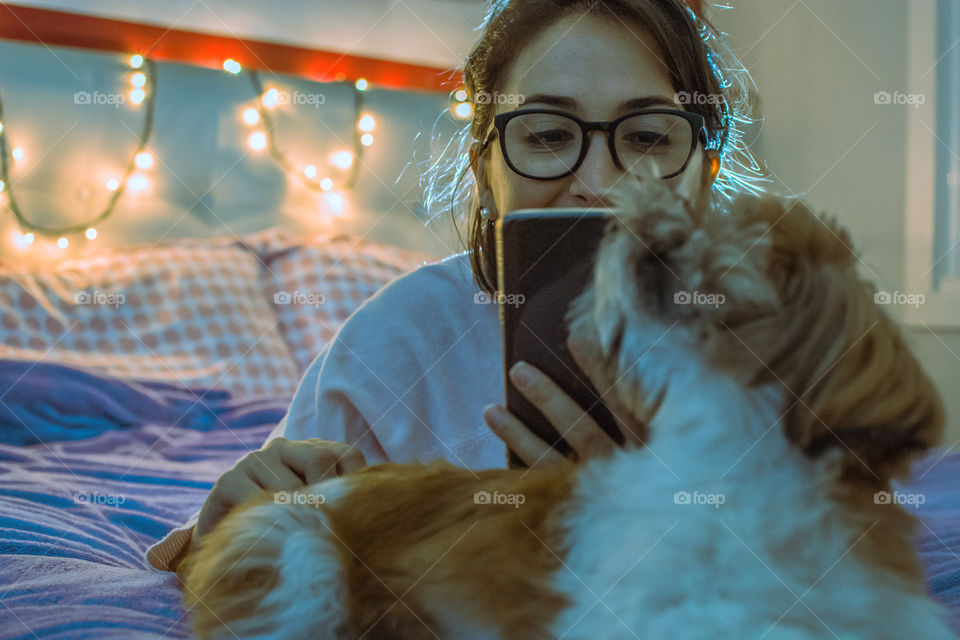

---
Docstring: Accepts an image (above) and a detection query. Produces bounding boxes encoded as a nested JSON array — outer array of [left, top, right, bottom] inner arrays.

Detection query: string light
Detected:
[[244, 70, 369, 193], [0, 56, 157, 244], [223, 59, 242, 75], [242, 107, 259, 125], [248, 131, 267, 151], [454, 88, 468, 102], [261, 88, 280, 109], [134, 151, 154, 169], [453, 101, 472, 119]]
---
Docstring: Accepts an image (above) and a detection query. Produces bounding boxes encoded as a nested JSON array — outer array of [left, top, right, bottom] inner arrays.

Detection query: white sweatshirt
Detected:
[[144, 251, 508, 572]]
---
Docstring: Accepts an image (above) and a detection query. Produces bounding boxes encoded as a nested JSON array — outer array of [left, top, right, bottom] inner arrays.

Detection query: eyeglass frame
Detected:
[[478, 107, 709, 181]]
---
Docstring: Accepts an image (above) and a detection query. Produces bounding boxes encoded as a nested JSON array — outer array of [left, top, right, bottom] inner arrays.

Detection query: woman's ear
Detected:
[[469, 141, 499, 221]]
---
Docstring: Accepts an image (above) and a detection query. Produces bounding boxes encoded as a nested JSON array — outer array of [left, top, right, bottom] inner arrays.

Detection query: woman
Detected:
[[146, 0, 764, 572]]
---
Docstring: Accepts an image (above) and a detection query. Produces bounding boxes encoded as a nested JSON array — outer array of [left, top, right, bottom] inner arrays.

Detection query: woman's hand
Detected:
[[483, 334, 647, 469], [194, 437, 366, 539]]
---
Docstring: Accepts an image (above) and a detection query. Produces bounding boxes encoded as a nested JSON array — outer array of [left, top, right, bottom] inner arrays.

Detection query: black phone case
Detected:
[[496, 209, 625, 469]]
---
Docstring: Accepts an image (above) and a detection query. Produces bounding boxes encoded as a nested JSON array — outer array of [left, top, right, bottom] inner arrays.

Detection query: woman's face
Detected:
[[470, 12, 717, 218]]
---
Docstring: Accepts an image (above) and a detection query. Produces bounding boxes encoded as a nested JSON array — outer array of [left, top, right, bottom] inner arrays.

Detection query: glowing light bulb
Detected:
[[330, 150, 353, 170], [0, 122, 4, 134], [304, 165, 317, 179], [223, 59, 242, 75], [131, 72, 146, 88], [320, 177, 333, 191], [11, 148, 23, 161], [358, 114, 376, 132], [355, 78, 368, 91], [261, 88, 280, 109], [454, 102, 472, 119], [0, 181, 4, 192], [23, 232, 34, 244], [57, 237, 69, 249], [360, 133, 374, 146], [85, 228, 97, 240], [106, 178, 119, 191], [135, 151, 154, 169], [128, 173, 149, 192], [324, 190, 344, 214], [129, 88, 146, 104], [248, 131, 267, 151], [454, 88, 468, 102], [242, 107, 260, 125], [129, 54, 144, 69]]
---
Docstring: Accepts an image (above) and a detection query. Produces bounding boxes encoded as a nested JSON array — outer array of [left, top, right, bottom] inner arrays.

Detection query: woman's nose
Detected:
[[569, 131, 618, 207]]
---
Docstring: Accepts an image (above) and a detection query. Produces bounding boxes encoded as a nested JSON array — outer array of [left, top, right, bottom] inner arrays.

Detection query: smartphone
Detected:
[[495, 208, 625, 469]]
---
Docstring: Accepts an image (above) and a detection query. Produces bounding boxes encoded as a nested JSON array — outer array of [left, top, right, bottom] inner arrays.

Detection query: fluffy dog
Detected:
[[179, 168, 953, 639]]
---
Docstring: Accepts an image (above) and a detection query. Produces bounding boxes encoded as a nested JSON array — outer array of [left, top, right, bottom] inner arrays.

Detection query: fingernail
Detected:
[[509, 361, 533, 388], [484, 404, 506, 426]]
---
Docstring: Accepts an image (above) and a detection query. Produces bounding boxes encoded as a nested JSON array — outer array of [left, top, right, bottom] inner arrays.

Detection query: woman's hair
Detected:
[[420, 0, 768, 295]]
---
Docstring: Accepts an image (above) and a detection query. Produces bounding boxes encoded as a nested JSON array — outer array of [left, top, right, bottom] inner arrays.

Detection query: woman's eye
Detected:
[[524, 129, 575, 148], [624, 131, 670, 148]]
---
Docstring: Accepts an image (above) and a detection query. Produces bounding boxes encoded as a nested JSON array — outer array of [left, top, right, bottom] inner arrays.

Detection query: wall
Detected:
[[710, 0, 960, 451]]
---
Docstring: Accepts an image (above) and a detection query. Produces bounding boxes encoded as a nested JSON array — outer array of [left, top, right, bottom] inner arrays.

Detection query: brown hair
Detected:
[[421, 0, 767, 295]]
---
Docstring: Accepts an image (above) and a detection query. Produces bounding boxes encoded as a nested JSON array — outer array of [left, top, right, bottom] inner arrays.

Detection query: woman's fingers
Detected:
[[483, 404, 568, 469], [279, 438, 366, 484]]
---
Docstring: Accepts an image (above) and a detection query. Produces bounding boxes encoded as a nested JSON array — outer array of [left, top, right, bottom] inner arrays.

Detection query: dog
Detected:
[[178, 166, 953, 639]]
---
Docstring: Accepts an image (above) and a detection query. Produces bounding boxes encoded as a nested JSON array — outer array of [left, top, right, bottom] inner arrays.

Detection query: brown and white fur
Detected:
[[179, 167, 953, 639]]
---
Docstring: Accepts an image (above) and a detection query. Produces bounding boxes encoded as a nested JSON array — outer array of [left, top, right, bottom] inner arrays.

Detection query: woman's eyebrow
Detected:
[[516, 93, 678, 114]]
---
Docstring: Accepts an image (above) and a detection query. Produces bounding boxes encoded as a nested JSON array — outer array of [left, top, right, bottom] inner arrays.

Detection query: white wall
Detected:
[[709, 0, 960, 451]]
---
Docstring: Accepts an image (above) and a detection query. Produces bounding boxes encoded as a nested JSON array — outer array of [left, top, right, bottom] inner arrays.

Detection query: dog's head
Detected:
[[566, 169, 944, 484]]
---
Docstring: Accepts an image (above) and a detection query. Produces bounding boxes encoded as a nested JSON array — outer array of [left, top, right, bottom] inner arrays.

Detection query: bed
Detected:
[[0, 227, 958, 639]]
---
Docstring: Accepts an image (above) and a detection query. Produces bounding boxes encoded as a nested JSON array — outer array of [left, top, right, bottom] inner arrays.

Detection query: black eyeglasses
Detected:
[[479, 108, 707, 180]]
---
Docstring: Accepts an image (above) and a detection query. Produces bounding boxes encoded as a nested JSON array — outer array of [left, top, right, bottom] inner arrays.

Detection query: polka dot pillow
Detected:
[[249, 228, 440, 373], [0, 238, 301, 399]]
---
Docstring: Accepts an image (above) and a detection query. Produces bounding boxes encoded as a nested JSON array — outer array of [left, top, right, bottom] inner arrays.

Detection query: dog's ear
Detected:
[[743, 199, 944, 481]]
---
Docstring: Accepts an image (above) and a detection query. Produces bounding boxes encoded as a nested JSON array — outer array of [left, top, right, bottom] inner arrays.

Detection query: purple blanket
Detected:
[[0, 359, 958, 638]]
